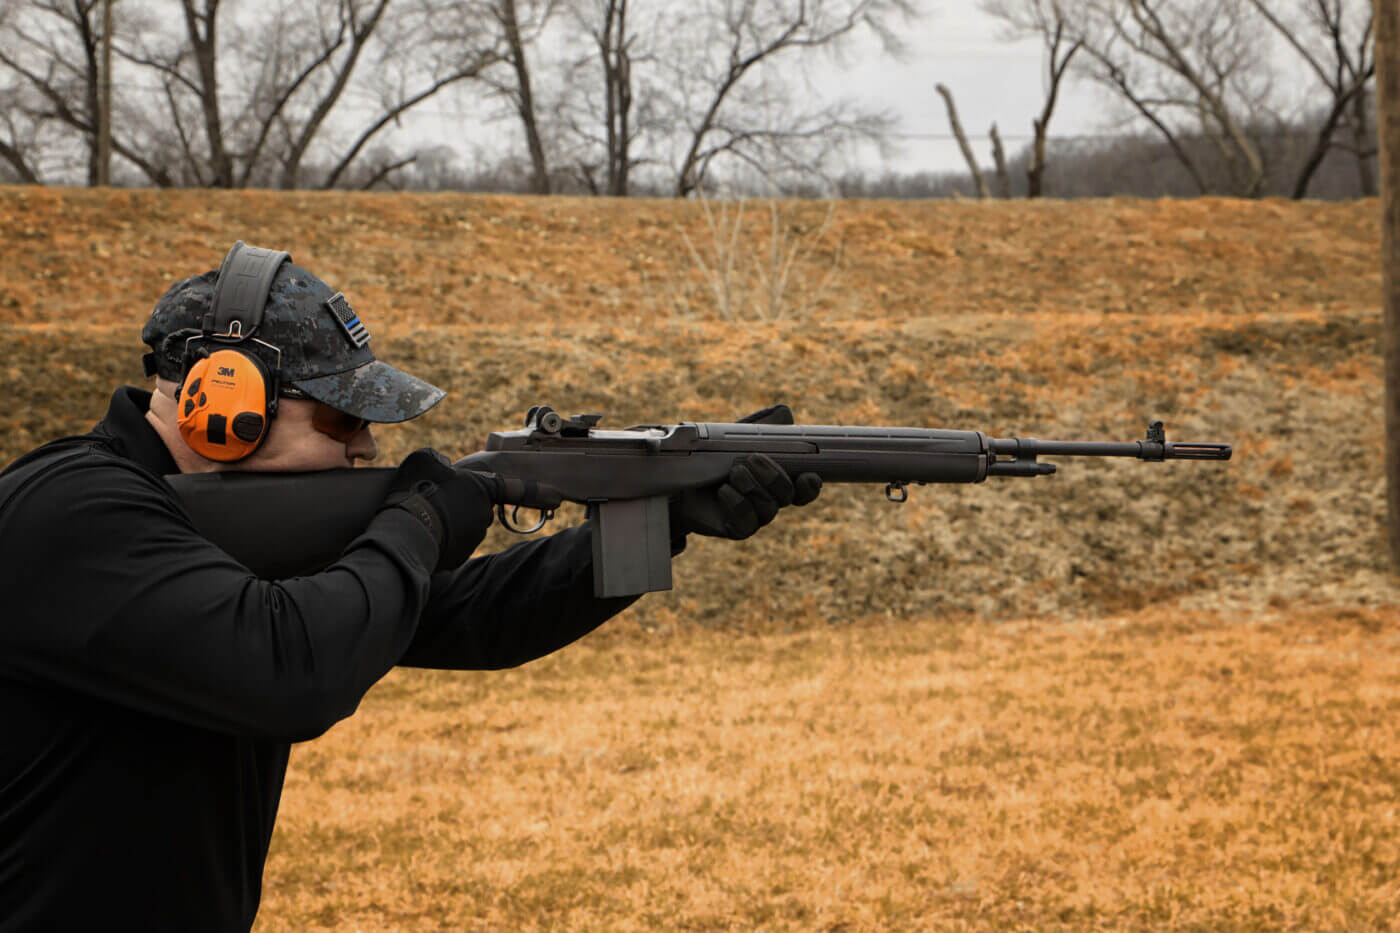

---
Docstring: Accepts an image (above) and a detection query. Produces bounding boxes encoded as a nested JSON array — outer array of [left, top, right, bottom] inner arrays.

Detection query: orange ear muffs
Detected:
[[177, 347, 274, 461]]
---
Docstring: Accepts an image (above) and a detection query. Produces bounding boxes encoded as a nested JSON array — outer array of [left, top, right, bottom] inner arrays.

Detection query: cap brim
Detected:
[[290, 360, 445, 424]]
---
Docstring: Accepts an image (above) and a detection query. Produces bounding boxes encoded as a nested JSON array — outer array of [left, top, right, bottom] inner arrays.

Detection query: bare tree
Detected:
[[119, 0, 296, 186], [542, 0, 907, 196], [492, 0, 557, 193], [576, 0, 637, 195], [0, 0, 179, 185], [0, 123, 42, 182], [0, 78, 46, 183], [983, 0, 1083, 197], [1073, 0, 1276, 197], [275, 0, 392, 189], [96, 0, 113, 185], [669, 0, 910, 197], [548, 0, 670, 195], [0, 3, 49, 183], [935, 83, 990, 198], [179, 0, 236, 185], [316, 1, 504, 189], [0, 0, 107, 184], [423, 0, 558, 193], [1247, 0, 1375, 198], [112, 0, 501, 189], [1078, 45, 1209, 192]]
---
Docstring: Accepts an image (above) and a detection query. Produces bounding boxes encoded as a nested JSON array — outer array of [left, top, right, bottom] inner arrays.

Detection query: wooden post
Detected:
[[1380, 0, 1400, 569]]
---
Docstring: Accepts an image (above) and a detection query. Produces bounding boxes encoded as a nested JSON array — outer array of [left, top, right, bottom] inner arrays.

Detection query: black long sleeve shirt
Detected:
[[0, 387, 636, 931]]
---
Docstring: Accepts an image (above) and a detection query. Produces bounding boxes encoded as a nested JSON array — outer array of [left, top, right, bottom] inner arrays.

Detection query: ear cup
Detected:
[[177, 347, 273, 461]]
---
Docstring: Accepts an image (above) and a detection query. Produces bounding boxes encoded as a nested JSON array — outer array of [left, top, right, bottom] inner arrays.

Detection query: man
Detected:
[[0, 244, 818, 930]]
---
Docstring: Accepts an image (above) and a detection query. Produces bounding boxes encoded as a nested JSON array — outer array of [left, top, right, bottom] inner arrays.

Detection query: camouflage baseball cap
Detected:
[[142, 257, 445, 424]]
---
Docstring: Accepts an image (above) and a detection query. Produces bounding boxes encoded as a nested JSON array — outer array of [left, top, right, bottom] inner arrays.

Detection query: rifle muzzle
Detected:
[[1161, 442, 1232, 460]]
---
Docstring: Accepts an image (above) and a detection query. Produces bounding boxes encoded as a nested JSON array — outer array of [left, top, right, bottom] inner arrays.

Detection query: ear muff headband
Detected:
[[177, 241, 292, 461], [207, 241, 292, 339]]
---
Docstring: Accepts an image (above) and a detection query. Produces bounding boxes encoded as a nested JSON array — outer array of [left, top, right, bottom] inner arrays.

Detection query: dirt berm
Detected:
[[0, 188, 1389, 627]]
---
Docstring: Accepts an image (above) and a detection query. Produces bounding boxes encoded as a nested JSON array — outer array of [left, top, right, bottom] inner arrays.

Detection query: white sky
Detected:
[[814, 4, 1104, 174]]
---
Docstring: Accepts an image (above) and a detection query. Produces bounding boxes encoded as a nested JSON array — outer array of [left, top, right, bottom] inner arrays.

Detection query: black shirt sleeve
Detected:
[[399, 524, 639, 671], [0, 448, 441, 742]]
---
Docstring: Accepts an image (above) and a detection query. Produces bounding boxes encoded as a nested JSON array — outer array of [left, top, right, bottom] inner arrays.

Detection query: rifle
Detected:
[[166, 405, 1231, 597]]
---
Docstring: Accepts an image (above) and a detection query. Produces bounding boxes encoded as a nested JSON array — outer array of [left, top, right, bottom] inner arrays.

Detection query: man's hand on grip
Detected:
[[382, 448, 500, 572]]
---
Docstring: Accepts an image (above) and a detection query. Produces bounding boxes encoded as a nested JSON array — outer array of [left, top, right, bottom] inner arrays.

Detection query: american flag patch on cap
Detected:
[[325, 292, 370, 348]]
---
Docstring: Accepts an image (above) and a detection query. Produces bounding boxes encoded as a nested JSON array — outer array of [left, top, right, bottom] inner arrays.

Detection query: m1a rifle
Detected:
[[167, 405, 1231, 598]]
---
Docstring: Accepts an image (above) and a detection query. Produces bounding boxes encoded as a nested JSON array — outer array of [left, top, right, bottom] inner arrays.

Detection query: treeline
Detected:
[[314, 101, 1380, 201], [835, 111, 1380, 201], [0, 1, 1378, 200], [0, 0, 912, 196]]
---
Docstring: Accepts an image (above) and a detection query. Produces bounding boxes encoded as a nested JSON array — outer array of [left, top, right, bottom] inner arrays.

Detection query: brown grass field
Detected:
[[2, 189, 1397, 928]]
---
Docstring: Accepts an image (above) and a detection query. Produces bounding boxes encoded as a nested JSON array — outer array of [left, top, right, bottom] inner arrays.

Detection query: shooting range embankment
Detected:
[[1, 188, 1388, 625]]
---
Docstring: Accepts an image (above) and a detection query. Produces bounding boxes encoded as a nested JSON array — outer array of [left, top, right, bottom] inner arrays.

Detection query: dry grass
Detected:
[[3, 188, 1395, 929], [256, 606, 1400, 930], [0, 189, 1378, 329]]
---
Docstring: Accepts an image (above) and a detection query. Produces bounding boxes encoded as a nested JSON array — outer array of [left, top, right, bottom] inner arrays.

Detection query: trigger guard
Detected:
[[497, 504, 551, 534]]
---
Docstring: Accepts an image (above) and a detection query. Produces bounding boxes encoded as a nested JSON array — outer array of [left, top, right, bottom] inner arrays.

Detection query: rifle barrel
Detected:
[[988, 438, 1232, 461]]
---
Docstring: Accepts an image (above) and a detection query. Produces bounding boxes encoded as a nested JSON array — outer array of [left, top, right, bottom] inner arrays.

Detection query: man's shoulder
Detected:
[[1, 433, 172, 516], [4, 431, 125, 480]]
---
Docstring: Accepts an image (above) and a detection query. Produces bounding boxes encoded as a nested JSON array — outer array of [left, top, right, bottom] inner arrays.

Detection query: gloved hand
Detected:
[[669, 453, 822, 545], [382, 448, 501, 572], [666, 400, 817, 546], [669, 403, 821, 548]]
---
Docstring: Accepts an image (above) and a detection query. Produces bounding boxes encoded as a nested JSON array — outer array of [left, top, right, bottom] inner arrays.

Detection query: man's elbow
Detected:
[[237, 681, 364, 742]]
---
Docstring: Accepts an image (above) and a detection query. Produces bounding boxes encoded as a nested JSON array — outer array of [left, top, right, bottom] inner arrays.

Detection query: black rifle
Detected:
[[166, 405, 1231, 597]]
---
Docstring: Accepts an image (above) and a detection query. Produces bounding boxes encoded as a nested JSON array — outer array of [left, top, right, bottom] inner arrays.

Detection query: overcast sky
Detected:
[[819, 4, 1104, 174]]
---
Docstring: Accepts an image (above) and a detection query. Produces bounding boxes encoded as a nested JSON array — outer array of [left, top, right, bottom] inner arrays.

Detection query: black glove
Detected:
[[670, 405, 821, 544], [670, 453, 821, 546], [382, 448, 501, 572]]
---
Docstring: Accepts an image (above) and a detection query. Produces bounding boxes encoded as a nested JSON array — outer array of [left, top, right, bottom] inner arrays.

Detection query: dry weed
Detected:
[[674, 197, 844, 321]]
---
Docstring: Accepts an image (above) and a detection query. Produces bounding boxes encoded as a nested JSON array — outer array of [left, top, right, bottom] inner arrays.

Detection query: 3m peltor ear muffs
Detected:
[[177, 242, 291, 462]]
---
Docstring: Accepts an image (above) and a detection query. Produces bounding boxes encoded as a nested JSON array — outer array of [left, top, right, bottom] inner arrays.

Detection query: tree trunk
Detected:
[[613, 47, 630, 196], [1379, 0, 1400, 570], [1027, 27, 1078, 201], [936, 83, 989, 199], [74, 2, 101, 186], [1028, 117, 1047, 198], [1292, 88, 1361, 199], [596, 0, 631, 196], [181, 0, 233, 188], [989, 122, 1010, 198], [1355, 88, 1378, 197], [97, 0, 113, 186], [501, 0, 549, 194]]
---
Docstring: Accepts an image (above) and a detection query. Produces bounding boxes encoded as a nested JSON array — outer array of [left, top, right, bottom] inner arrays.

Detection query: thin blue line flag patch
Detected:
[[325, 292, 371, 348]]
